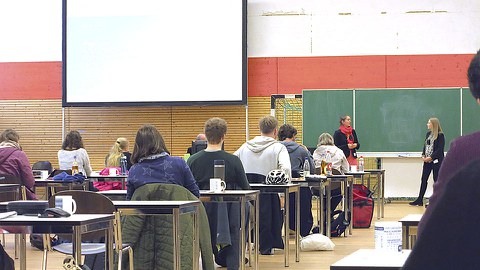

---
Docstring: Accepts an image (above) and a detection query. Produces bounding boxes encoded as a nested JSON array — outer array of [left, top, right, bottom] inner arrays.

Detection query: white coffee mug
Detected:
[[210, 178, 226, 192], [350, 165, 357, 172], [55, 195, 77, 215], [109, 168, 117, 176]]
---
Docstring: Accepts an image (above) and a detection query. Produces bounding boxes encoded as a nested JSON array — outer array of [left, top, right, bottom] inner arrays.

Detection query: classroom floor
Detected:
[[3, 201, 425, 270]]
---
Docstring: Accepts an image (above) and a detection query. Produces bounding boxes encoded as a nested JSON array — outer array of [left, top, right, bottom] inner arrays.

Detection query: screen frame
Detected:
[[61, 0, 248, 107]]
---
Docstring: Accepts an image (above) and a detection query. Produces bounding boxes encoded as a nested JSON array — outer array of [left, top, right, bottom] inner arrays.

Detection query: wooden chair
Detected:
[[43, 190, 133, 270]]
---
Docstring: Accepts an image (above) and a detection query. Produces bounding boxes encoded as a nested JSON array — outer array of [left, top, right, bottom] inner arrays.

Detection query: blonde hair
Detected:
[[106, 137, 129, 167], [429, 118, 443, 140]]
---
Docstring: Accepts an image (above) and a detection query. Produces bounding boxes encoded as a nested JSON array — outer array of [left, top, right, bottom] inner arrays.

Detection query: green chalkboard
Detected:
[[355, 88, 460, 152], [303, 88, 466, 153], [462, 87, 480, 135], [303, 90, 353, 148]]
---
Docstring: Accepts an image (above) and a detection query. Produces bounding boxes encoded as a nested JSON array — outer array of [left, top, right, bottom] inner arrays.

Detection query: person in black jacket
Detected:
[[410, 117, 445, 206], [333, 115, 360, 166]]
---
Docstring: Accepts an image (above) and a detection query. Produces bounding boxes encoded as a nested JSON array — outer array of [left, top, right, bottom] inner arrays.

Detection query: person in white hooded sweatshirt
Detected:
[[234, 115, 291, 255], [313, 133, 349, 174]]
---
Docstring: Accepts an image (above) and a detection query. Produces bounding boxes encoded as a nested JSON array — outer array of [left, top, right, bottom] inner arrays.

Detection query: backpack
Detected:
[[314, 209, 350, 237], [352, 184, 374, 228], [0, 243, 14, 270]]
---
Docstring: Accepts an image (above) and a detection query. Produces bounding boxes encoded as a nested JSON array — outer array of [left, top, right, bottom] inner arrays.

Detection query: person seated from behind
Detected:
[[312, 133, 349, 215], [187, 117, 250, 269], [105, 137, 132, 170], [186, 133, 207, 155], [58, 130, 93, 177], [278, 124, 315, 237], [313, 133, 349, 174], [0, 129, 37, 200], [127, 124, 199, 200]]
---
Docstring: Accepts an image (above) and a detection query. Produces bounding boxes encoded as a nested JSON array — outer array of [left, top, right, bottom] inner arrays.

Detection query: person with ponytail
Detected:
[[105, 137, 132, 170], [333, 115, 360, 166], [410, 118, 445, 206]]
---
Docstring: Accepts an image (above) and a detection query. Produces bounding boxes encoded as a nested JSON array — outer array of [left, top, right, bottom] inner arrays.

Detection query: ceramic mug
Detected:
[[109, 168, 118, 176], [350, 165, 358, 172], [55, 195, 77, 215], [209, 178, 226, 192]]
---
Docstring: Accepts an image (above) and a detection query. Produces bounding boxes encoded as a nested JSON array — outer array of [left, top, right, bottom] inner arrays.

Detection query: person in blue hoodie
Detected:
[[126, 124, 200, 200], [278, 124, 314, 237]]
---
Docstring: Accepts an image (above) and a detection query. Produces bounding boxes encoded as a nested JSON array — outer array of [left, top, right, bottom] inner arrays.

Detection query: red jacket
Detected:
[[0, 147, 37, 200]]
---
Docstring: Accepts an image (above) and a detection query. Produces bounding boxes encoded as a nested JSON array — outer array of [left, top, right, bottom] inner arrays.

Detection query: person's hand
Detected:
[[422, 157, 433, 163], [348, 143, 357, 149]]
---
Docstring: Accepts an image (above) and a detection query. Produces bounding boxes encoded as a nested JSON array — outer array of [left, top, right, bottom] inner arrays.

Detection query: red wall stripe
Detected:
[[0, 54, 473, 100], [0, 62, 62, 100]]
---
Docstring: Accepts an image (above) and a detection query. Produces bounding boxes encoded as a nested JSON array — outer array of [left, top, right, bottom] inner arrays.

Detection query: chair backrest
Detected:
[[48, 190, 116, 241], [332, 168, 342, 175], [32, 161, 54, 174], [0, 174, 26, 200], [246, 173, 266, 184]]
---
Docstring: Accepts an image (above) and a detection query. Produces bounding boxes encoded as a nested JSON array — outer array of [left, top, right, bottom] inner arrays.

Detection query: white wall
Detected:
[[247, 0, 480, 57]]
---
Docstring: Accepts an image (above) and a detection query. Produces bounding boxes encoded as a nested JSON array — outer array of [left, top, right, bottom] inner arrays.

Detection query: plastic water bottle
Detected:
[[214, 159, 225, 180], [325, 151, 332, 176], [303, 157, 310, 178], [120, 156, 128, 175], [358, 156, 365, 172]]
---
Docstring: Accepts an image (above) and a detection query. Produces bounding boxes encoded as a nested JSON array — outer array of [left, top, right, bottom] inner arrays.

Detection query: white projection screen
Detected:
[[63, 0, 247, 107]]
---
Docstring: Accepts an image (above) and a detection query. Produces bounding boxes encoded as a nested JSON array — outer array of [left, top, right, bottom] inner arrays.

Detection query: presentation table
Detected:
[[249, 183, 300, 267], [330, 249, 411, 269], [200, 190, 260, 270], [399, 214, 422, 249], [0, 214, 114, 270]]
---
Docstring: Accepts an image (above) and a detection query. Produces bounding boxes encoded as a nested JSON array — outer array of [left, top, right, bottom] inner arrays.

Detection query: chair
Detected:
[[32, 161, 54, 174], [43, 190, 133, 270]]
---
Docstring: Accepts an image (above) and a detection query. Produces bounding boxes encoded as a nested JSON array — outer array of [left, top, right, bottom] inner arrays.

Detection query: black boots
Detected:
[[409, 199, 423, 206]]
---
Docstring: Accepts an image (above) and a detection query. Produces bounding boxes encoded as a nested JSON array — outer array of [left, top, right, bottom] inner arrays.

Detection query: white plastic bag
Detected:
[[300, 233, 335, 251]]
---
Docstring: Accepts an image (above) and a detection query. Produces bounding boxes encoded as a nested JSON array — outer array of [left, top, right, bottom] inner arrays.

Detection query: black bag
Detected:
[[0, 243, 14, 270], [313, 209, 350, 237], [30, 234, 63, 251]]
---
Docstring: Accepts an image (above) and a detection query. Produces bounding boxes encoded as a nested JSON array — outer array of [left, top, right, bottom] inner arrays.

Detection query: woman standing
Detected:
[[333, 115, 360, 166], [410, 118, 445, 206], [126, 124, 200, 200]]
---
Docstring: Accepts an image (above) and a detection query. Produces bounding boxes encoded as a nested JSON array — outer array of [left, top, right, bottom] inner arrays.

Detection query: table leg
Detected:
[[73, 226, 82, 268], [402, 225, 409, 249], [284, 190, 290, 267], [20, 233, 26, 270], [295, 187, 300, 262], [240, 198, 246, 270], [381, 171, 385, 218], [254, 194, 259, 270], [348, 177, 353, 235], [193, 205, 200, 270], [319, 180, 324, 237], [173, 208, 181, 270], [376, 173, 381, 220], [326, 181, 331, 238]]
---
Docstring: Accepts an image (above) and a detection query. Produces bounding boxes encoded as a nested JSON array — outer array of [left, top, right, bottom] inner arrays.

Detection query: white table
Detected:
[[200, 190, 260, 270], [113, 200, 201, 270], [0, 214, 114, 270], [330, 249, 412, 269], [399, 214, 422, 249], [249, 183, 300, 267]]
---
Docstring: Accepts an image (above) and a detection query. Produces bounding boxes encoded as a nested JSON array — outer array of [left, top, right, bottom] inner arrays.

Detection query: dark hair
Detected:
[[278, 124, 297, 141], [468, 50, 480, 99], [204, 117, 227, 144], [259, 116, 278, 134], [62, 130, 84, 150], [132, 124, 169, 164], [0, 129, 20, 143]]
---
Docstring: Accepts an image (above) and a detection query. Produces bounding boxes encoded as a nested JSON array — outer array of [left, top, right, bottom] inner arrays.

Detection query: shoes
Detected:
[[409, 200, 423, 206], [260, 249, 274, 255]]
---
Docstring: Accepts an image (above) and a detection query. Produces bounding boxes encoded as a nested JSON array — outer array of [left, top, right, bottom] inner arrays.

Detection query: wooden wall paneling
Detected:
[[64, 106, 172, 170], [171, 105, 247, 155], [246, 97, 271, 140], [0, 100, 63, 168]]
